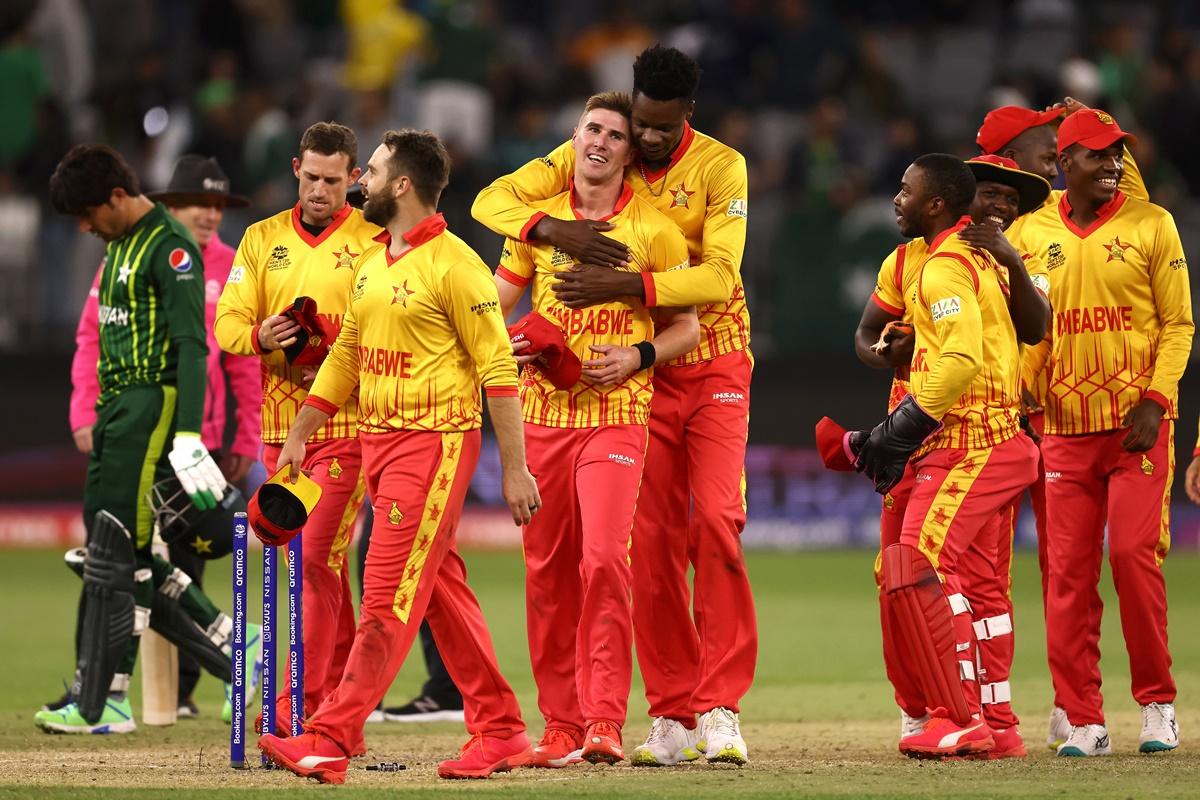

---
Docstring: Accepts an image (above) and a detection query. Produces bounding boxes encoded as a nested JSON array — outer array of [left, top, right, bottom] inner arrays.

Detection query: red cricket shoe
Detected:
[[581, 720, 624, 764], [438, 731, 533, 779], [988, 726, 1027, 759], [899, 713, 994, 760], [258, 731, 349, 784], [529, 727, 584, 768]]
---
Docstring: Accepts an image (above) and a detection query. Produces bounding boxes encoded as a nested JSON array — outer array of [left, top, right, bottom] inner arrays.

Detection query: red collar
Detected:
[[1058, 190, 1126, 239], [637, 122, 695, 183], [928, 216, 973, 252], [379, 212, 447, 265], [290, 203, 352, 247], [568, 178, 634, 222]]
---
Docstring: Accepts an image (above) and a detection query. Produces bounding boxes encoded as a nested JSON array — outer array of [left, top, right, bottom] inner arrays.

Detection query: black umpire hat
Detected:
[[148, 154, 250, 208]]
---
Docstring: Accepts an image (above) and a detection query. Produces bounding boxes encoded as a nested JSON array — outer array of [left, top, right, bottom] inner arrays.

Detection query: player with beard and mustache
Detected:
[[258, 129, 539, 784]]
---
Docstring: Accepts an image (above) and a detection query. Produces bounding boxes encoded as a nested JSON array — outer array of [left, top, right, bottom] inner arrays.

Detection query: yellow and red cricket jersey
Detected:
[[215, 203, 382, 444], [871, 236, 1047, 416], [1008, 145, 1148, 407], [472, 123, 749, 366], [304, 213, 518, 433], [498, 183, 691, 428], [908, 218, 1024, 454], [1017, 191, 1193, 435]]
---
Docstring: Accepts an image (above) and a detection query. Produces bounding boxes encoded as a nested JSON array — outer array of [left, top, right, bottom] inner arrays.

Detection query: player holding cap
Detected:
[[473, 44, 755, 766], [1017, 109, 1191, 757], [215, 122, 381, 735], [257, 129, 538, 783], [848, 154, 1050, 757], [494, 92, 699, 767]]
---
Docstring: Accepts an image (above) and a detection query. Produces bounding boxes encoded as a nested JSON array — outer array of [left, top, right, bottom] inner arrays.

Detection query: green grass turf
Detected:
[[1, 547, 1198, 797]]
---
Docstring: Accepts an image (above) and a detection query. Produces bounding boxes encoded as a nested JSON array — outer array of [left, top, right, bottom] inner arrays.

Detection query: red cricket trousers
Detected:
[[877, 459, 1024, 728], [307, 429, 524, 753], [263, 437, 365, 724], [1042, 421, 1176, 725], [898, 434, 1038, 719], [523, 423, 647, 732], [631, 350, 756, 724]]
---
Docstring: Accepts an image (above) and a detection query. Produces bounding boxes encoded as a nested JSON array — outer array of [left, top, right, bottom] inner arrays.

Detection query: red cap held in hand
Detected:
[[815, 416, 860, 472], [508, 311, 582, 390], [281, 296, 335, 366], [247, 466, 323, 546]]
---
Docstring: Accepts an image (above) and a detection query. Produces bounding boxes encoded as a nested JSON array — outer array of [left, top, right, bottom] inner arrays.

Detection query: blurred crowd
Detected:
[[2, 0, 1199, 356]]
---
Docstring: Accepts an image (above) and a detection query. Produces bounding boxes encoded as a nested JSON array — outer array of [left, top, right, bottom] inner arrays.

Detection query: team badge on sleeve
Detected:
[[726, 198, 748, 218], [1031, 274, 1050, 294], [168, 247, 193, 273]]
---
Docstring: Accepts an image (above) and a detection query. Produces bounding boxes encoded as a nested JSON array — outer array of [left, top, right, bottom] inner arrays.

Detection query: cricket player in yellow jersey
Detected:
[[849, 155, 1051, 757], [493, 92, 699, 767], [473, 45, 755, 765], [215, 122, 381, 733], [1017, 109, 1192, 757], [258, 129, 538, 784], [974, 99, 1153, 748], [842, 154, 1039, 759]]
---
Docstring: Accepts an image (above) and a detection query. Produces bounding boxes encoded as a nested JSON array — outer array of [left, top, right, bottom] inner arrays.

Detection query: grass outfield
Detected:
[[1, 547, 1197, 798]]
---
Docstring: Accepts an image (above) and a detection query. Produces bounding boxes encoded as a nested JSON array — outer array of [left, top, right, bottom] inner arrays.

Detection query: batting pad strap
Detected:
[[947, 593, 972, 616], [159, 567, 192, 599], [980, 681, 1012, 705], [133, 606, 151, 636], [958, 660, 975, 681], [972, 613, 1013, 641], [109, 673, 130, 693]]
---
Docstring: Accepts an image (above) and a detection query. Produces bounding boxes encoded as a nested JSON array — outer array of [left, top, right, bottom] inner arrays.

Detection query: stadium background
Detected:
[[2, 0, 1200, 553]]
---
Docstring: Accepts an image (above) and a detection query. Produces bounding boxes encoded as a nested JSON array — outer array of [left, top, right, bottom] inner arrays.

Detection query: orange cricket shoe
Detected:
[[581, 720, 624, 764], [988, 726, 1028, 759], [898, 712, 994, 760], [438, 731, 533, 779], [258, 731, 349, 784], [529, 727, 584, 768]]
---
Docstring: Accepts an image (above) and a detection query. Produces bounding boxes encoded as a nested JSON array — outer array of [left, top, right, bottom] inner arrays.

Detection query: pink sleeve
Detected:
[[207, 238, 262, 459], [69, 266, 104, 432]]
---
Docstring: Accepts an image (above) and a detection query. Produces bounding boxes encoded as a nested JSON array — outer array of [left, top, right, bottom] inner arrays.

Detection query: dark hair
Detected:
[[913, 153, 976, 217], [632, 45, 701, 102], [381, 129, 451, 206], [298, 121, 358, 170], [49, 144, 141, 216]]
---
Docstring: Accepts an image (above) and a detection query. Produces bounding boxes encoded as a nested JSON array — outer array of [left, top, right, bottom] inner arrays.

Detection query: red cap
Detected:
[[247, 466, 323, 546], [976, 106, 1062, 154], [1056, 108, 1136, 154], [507, 311, 582, 390], [281, 296, 335, 366], [815, 416, 859, 472]]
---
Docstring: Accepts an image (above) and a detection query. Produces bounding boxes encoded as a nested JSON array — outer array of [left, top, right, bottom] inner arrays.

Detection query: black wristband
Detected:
[[633, 340, 656, 371]]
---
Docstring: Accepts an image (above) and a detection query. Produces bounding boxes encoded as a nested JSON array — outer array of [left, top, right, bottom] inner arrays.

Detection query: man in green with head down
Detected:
[[35, 144, 232, 733]]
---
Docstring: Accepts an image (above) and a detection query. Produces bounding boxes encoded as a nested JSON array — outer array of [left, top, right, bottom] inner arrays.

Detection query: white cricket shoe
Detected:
[[1139, 703, 1179, 753], [700, 707, 748, 765], [1046, 706, 1070, 750], [630, 717, 702, 766], [901, 711, 930, 739], [1057, 724, 1113, 757]]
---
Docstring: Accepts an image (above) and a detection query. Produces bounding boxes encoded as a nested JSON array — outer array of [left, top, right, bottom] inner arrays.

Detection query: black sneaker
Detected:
[[177, 698, 200, 719], [42, 687, 72, 713], [383, 694, 465, 723]]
